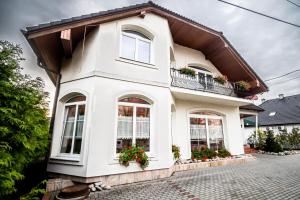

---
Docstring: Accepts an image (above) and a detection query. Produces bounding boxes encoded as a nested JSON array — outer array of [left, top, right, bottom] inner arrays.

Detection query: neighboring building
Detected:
[[22, 2, 268, 184], [244, 94, 300, 142]]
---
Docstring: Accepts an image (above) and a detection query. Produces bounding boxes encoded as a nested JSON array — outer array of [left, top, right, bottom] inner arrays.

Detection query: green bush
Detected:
[[191, 147, 220, 160], [264, 131, 283, 153], [172, 145, 180, 160], [0, 41, 49, 198], [217, 149, 231, 158], [179, 67, 196, 77], [248, 129, 267, 150]]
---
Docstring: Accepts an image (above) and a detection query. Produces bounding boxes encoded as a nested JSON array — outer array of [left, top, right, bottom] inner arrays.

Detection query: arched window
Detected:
[[120, 30, 152, 63], [117, 96, 151, 153], [189, 111, 224, 151], [60, 95, 86, 155]]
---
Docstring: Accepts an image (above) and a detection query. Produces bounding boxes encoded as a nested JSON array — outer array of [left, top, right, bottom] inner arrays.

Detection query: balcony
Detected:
[[170, 68, 250, 98]]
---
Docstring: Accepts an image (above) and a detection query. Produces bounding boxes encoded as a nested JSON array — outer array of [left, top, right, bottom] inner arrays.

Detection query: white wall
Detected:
[[172, 99, 244, 159], [49, 12, 246, 178], [173, 44, 222, 75]]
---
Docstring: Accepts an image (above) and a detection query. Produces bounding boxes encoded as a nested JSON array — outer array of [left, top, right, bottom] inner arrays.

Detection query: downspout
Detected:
[[38, 58, 61, 162]]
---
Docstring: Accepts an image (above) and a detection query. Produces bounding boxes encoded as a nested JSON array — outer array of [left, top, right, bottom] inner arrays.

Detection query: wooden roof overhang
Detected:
[[22, 1, 268, 94]]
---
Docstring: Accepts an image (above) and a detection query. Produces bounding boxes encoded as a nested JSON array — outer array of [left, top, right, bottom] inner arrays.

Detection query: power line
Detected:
[[216, 0, 300, 28], [286, 0, 300, 7], [264, 68, 300, 82], [268, 75, 300, 86]]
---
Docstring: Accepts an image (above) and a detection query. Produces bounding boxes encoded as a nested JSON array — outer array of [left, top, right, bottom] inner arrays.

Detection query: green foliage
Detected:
[[217, 148, 231, 158], [179, 67, 196, 77], [0, 41, 49, 198], [119, 146, 149, 170], [248, 129, 267, 150], [172, 145, 180, 160], [214, 75, 228, 85], [235, 80, 251, 91], [20, 180, 47, 200], [191, 147, 225, 160], [276, 128, 300, 150], [264, 131, 283, 153]]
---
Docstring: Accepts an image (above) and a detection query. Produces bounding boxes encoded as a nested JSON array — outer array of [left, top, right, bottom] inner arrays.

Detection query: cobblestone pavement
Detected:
[[90, 154, 300, 200]]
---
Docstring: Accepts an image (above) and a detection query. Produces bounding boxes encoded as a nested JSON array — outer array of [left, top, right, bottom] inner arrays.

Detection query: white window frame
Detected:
[[189, 113, 225, 150], [119, 30, 152, 64], [116, 101, 152, 155], [59, 98, 86, 158]]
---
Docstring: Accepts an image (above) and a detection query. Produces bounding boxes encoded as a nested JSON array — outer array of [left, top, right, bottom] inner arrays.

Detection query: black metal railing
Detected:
[[170, 68, 248, 97]]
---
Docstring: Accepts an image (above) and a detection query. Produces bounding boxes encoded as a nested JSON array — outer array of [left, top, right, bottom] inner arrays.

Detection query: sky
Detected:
[[0, 0, 300, 108]]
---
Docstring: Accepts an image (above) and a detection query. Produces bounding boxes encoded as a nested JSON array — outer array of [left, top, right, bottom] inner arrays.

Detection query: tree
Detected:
[[264, 130, 283, 153], [0, 41, 49, 197], [288, 128, 300, 150]]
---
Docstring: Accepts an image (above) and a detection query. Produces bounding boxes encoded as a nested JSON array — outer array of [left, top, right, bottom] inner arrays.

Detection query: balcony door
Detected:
[[189, 111, 224, 151]]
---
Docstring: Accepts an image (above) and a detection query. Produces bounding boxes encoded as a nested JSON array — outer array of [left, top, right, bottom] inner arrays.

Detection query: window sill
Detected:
[[116, 57, 157, 69], [49, 155, 83, 166]]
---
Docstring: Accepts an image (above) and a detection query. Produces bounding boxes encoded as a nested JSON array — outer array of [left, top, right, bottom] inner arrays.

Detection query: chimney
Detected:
[[279, 94, 284, 99]]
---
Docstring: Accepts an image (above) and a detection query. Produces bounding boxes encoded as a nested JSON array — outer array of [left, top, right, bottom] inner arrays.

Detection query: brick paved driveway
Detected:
[[91, 154, 300, 200]]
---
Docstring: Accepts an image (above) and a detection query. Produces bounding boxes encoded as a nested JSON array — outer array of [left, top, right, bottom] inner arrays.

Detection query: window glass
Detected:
[[208, 118, 224, 151], [67, 95, 86, 103], [73, 105, 85, 154], [121, 35, 135, 60], [121, 30, 151, 64], [61, 105, 76, 153], [137, 40, 150, 63], [119, 97, 150, 104], [117, 97, 151, 153], [117, 106, 133, 153], [136, 107, 150, 151], [190, 118, 207, 150]]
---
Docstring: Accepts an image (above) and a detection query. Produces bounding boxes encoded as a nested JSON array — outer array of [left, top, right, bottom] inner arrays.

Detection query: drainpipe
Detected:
[[38, 58, 61, 162]]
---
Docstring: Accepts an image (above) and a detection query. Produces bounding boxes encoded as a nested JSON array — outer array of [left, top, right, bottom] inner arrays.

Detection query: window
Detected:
[[190, 112, 224, 151], [269, 112, 276, 116], [60, 95, 86, 155], [117, 97, 151, 153], [189, 66, 214, 89], [120, 30, 151, 63]]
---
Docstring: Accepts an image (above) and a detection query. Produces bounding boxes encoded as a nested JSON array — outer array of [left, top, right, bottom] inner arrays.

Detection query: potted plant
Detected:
[[235, 80, 251, 91], [214, 75, 228, 85], [119, 146, 149, 169], [179, 67, 196, 77]]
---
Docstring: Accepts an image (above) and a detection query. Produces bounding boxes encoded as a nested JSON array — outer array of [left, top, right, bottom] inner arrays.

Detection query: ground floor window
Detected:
[[60, 95, 86, 155], [190, 111, 224, 151], [117, 97, 151, 153]]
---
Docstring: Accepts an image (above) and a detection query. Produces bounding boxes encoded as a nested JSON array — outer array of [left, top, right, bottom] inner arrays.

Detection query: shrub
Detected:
[[191, 147, 218, 160], [0, 41, 49, 198], [235, 80, 251, 91], [172, 145, 180, 160], [288, 128, 300, 150], [264, 131, 283, 153], [179, 67, 196, 77], [214, 75, 228, 85], [119, 146, 149, 170], [217, 149, 231, 158]]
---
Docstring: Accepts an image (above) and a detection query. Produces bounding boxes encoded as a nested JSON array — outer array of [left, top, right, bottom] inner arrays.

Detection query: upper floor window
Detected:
[[60, 95, 86, 155], [117, 96, 151, 153], [120, 30, 151, 64]]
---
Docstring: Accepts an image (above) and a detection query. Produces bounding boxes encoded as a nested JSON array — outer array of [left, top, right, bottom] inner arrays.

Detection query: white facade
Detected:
[[47, 13, 252, 180]]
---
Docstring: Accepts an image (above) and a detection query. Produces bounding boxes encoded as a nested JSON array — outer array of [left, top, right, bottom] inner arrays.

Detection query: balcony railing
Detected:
[[170, 68, 249, 97]]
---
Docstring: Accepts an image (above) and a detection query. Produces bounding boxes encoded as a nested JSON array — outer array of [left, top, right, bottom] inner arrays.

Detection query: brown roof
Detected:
[[22, 1, 268, 94]]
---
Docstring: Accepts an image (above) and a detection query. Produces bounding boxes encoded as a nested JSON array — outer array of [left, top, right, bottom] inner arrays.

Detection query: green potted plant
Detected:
[[119, 146, 149, 170], [214, 75, 228, 85], [179, 67, 196, 77], [235, 80, 251, 91]]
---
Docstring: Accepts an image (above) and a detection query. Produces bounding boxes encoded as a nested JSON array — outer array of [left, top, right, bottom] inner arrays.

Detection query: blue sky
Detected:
[[0, 0, 300, 107]]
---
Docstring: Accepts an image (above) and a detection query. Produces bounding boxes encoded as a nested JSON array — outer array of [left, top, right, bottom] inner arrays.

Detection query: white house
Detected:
[[22, 2, 268, 185]]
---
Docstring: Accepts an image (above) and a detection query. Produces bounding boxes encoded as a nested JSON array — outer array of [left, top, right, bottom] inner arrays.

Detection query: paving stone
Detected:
[[91, 154, 300, 200]]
